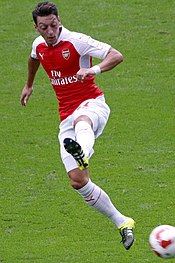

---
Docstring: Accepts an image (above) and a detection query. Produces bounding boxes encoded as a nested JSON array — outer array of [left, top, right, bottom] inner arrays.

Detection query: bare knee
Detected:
[[68, 168, 89, 189]]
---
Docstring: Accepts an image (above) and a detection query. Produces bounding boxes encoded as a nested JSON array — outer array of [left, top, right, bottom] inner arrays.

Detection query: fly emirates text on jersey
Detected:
[[50, 70, 78, 86]]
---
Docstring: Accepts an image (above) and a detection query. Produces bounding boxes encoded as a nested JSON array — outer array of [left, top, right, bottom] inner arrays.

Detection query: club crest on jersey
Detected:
[[62, 49, 70, 60]]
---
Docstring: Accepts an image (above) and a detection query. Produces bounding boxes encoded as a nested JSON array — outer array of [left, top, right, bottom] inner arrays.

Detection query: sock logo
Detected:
[[84, 186, 101, 206], [85, 195, 95, 203]]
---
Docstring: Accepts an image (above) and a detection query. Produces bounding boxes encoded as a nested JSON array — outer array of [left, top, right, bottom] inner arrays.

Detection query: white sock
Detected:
[[75, 121, 95, 158], [77, 179, 126, 227]]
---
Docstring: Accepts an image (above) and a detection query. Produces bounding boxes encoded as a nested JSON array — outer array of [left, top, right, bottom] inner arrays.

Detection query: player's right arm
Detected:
[[20, 56, 40, 106]]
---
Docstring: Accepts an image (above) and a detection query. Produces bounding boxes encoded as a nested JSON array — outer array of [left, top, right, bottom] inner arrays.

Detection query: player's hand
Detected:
[[20, 85, 33, 106], [76, 68, 95, 82]]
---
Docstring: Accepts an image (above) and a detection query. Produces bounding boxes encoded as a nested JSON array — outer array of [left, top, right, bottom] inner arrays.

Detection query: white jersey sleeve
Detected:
[[69, 32, 111, 59], [31, 36, 45, 59]]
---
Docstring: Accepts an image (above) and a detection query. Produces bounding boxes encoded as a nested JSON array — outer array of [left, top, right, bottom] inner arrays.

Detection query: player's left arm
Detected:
[[76, 47, 123, 82], [98, 47, 124, 72]]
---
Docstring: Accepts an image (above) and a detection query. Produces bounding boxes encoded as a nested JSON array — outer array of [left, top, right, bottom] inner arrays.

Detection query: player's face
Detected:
[[35, 14, 61, 46]]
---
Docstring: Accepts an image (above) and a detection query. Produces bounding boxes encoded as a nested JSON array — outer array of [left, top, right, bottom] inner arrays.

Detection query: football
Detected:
[[149, 225, 175, 258]]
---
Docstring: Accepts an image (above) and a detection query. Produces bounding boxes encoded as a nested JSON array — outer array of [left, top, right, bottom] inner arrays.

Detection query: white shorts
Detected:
[[58, 95, 110, 172]]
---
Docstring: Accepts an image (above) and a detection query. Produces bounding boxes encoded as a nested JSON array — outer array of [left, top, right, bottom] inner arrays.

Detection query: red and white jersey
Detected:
[[31, 26, 111, 121]]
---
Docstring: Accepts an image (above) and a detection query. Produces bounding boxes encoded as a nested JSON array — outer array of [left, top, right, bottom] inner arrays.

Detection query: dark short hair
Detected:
[[32, 2, 58, 24]]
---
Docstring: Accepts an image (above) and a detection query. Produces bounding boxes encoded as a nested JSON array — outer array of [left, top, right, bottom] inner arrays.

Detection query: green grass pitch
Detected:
[[1, 0, 175, 262]]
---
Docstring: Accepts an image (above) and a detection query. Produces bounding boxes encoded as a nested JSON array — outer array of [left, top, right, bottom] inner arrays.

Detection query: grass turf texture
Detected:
[[1, 0, 175, 262]]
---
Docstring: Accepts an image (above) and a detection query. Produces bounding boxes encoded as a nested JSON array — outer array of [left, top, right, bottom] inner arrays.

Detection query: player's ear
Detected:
[[34, 24, 39, 32], [57, 16, 61, 26]]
